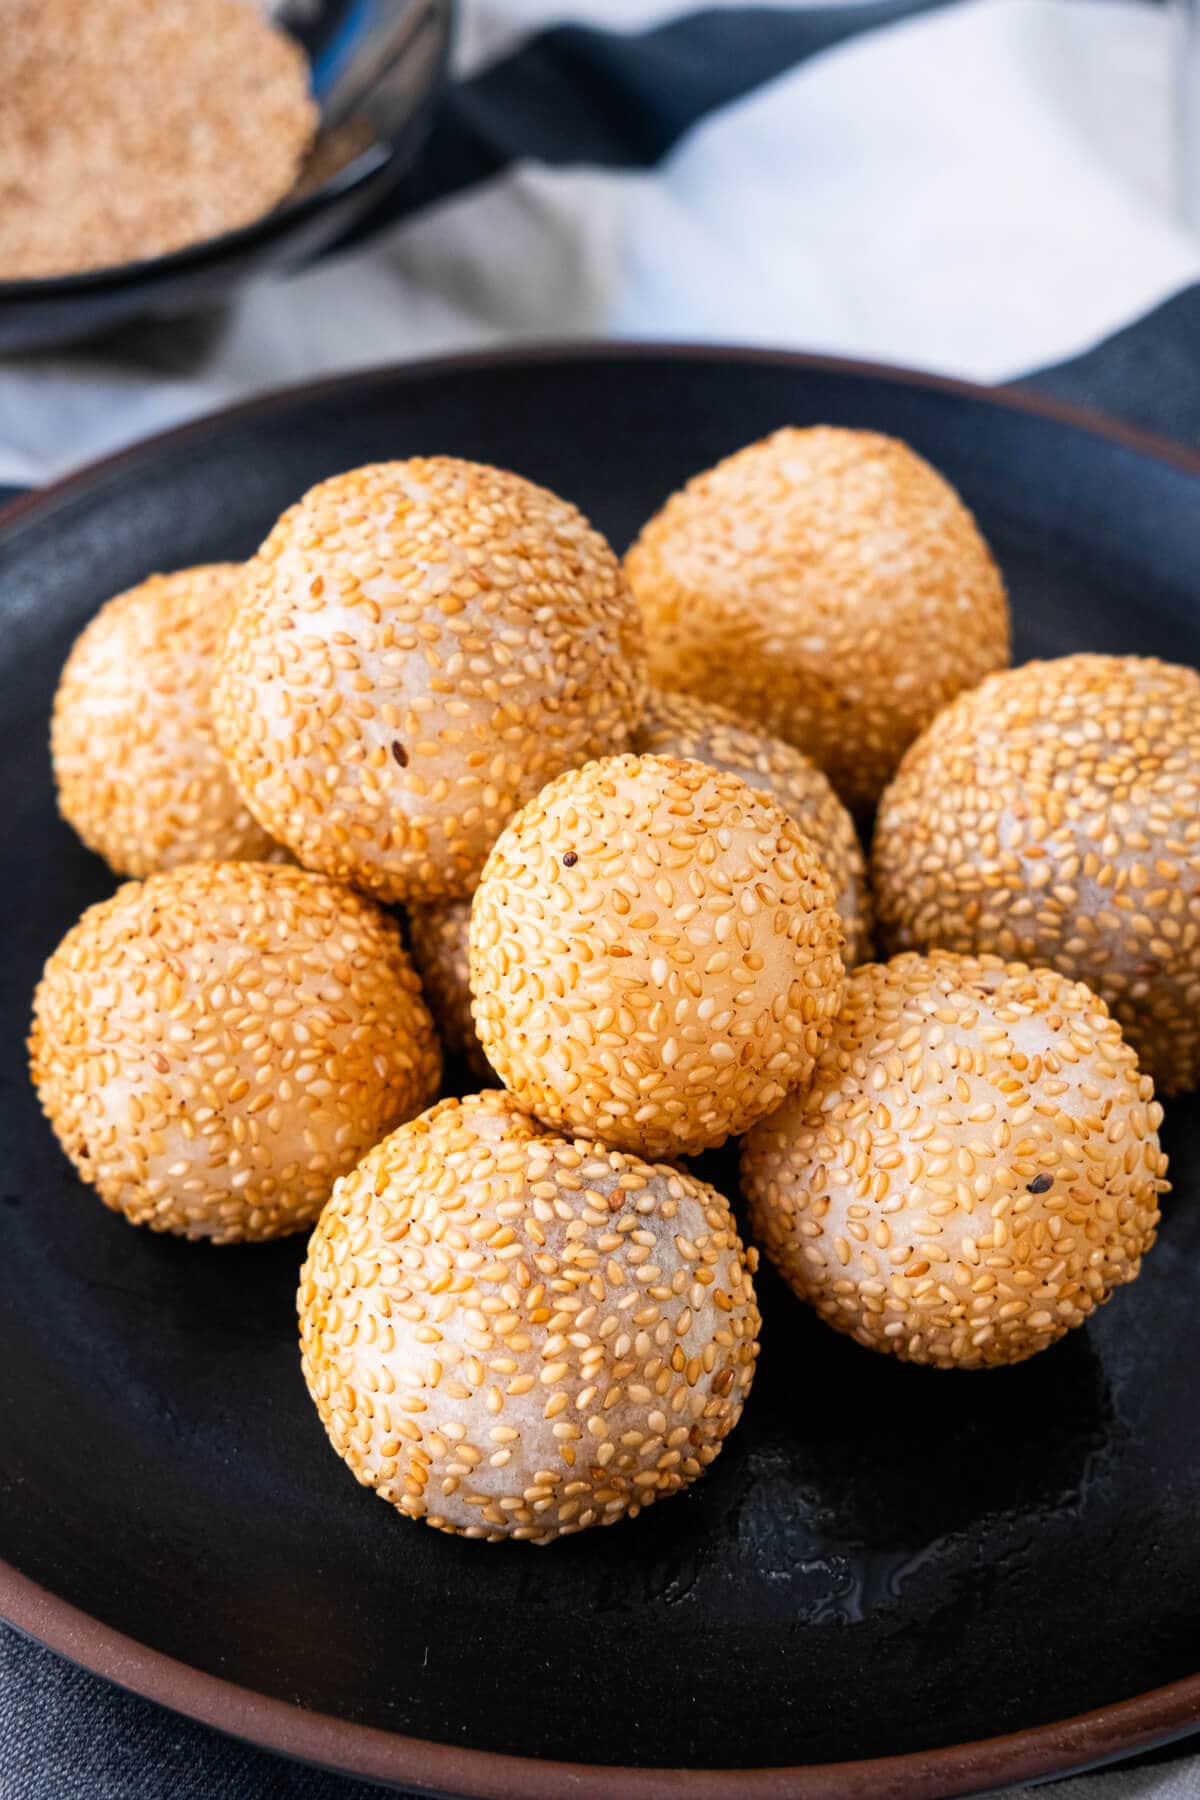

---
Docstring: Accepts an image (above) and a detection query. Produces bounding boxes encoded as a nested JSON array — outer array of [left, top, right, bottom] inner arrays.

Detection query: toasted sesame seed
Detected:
[[0, 0, 316, 279], [28, 862, 442, 1243], [634, 688, 871, 962], [407, 897, 492, 1086], [469, 754, 845, 1159], [50, 565, 285, 878], [212, 460, 647, 904], [873, 653, 1200, 1094], [624, 428, 1009, 813], [297, 1091, 761, 1543], [740, 950, 1168, 1370]]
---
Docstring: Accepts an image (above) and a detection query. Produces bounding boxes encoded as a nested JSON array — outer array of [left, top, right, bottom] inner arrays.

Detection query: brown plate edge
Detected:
[[3, 341, 1200, 537], [4, 1558, 1199, 1799], [2, 339, 1200, 1798]]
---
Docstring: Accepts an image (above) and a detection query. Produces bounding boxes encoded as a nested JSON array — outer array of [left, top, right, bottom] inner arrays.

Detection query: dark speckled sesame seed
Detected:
[[213, 458, 647, 904], [470, 753, 845, 1160], [741, 949, 1168, 1370], [298, 1091, 761, 1543]]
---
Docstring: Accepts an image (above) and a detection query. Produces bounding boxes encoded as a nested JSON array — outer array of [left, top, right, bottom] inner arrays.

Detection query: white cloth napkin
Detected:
[[0, 0, 1197, 486]]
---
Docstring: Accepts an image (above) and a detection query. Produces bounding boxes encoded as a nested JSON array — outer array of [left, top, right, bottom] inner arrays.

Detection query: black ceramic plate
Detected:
[[3, 348, 1200, 1800], [0, 0, 452, 353]]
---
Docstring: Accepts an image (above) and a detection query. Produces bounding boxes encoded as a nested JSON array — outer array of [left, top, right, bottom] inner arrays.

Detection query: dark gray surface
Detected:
[[0, 1627, 384, 1800]]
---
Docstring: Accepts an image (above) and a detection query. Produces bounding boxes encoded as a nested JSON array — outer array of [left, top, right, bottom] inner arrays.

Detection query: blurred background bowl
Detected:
[[0, 0, 453, 354]]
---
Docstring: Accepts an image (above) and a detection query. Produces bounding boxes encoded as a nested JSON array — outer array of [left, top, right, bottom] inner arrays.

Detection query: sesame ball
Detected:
[[741, 951, 1168, 1369], [407, 897, 491, 1083], [410, 695, 870, 1087], [470, 754, 845, 1159], [29, 862, 441, 1242], [873, 654, 1200, 1095], [51, 564, 283, 877], [636, 687, 870, 963], [624, 427, 1010, 812], [212, 459, 646, 904], [298, 1091, 761, 1542]]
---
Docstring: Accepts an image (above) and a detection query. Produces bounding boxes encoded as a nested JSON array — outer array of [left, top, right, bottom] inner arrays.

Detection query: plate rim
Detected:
[[2, 342, 1200, 506], [3, 340, 1199, 1797]]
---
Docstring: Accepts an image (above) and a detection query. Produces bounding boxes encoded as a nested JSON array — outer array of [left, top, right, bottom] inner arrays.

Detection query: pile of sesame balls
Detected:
[[31, 431, 1181, 1544]]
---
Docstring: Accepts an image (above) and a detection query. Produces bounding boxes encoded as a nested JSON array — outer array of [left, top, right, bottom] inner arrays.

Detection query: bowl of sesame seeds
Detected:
[[3, 345, 1200, 1795], [0, 0, 452, 351]]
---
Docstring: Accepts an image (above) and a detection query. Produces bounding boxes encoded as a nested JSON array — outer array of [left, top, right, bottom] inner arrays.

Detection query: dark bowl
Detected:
[[2, 346, 1199, 1797], [0, 0, 452, 353]]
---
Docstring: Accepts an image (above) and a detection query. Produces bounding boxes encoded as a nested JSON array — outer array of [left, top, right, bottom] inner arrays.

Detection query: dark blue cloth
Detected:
[[1016, 284, 1200, 449], [335, 0, 958, 245], [0, 1627, 381, 1800]]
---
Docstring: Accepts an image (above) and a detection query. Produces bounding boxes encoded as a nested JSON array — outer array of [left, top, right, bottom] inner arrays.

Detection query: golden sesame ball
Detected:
[[407, 897, 491, 1083], [873, 654, 1200, 1095], [741, 951, 1167, 1369], [410, 698, 870, 1086], [470, 754, 845, 1159], [624, 427, 1010, 812], [212, 459, 646, 904], [636, 687, 870, 963], [298, 1091, 761, 1542], [29, 862, 441, 1243], [51, 564, 283, 877]]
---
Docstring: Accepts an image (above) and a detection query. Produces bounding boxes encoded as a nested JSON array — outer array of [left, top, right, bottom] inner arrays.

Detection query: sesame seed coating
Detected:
[[636, 688, 871, 963], [212, 459, 647, 904], [741, 951, 1167, 1369], [298, 1091, 761, 1541], [470, 754, 845, 1159], [407, 897, 492, 1084], [51, 564, 284, 878], [873, 654, 1200, 1095], [409, 694, 869, 1086], [29, 862, 442, 1243], [625, 427, 1010, 812]]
